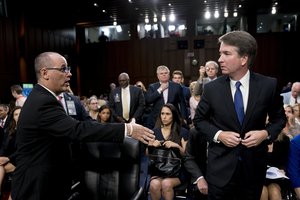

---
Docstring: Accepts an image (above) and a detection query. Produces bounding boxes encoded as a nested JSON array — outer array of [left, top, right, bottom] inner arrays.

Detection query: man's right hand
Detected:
[[127, 123, 155, 144]]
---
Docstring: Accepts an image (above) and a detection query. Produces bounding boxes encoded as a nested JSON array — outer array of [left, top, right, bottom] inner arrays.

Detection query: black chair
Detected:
[[79, 137, 145, 200]]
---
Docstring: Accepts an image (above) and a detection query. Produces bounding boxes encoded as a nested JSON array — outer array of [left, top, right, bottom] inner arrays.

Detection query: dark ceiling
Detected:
[[7, 0, 300, 28]]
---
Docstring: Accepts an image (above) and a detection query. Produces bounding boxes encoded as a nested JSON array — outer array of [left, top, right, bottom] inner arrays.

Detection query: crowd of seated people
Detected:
[[2, 69, 300, 200]]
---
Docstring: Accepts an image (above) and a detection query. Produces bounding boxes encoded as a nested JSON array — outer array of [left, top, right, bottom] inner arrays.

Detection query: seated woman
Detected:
[[147, 103, 188, 200], [0, 106, 21, 199], [97, 105, 113, 123], [260, 109, 291, 200]]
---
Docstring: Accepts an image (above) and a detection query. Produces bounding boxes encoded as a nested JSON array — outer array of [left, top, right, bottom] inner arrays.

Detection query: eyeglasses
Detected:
[[46, 66, 71, 73], [206, 67, 216, 71]]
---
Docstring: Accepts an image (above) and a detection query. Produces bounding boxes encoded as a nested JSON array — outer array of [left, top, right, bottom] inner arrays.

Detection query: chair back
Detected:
[[81, 137, 141, 200]]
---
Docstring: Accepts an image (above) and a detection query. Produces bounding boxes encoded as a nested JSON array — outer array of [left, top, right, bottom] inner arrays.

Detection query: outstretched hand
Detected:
[[127, 123, 155, 144]]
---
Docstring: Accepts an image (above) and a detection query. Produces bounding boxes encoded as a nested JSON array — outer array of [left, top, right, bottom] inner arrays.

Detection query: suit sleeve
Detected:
[[183, 128, 207, 183], [132, 88, 145, 120]]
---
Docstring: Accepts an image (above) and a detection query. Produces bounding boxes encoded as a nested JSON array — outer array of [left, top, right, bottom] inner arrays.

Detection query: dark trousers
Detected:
[[208, 160, 264, 200]]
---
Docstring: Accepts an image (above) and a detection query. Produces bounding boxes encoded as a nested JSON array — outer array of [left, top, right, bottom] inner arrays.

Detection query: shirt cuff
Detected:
[[213, 130, 222, 143], [193, 176, 204, 184]]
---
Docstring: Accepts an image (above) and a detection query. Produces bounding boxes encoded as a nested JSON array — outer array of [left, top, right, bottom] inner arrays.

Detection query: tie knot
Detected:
[[236, 81, 241, 88]]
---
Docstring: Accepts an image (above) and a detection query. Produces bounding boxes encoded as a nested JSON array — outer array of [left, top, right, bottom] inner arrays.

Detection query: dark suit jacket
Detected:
[[62, 92, 90, 121], [12, 84, 125, 200], [193, 72, 286, 188], [109, 85, 145, 123], [146, 81, 188, 128], [183, 127, 207, 183], [0, 116, 10, 149]]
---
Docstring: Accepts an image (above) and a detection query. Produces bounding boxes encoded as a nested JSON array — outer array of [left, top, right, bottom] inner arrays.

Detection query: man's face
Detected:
[[205, 63, 218, 79], [172, 74, 182, 84], [40, 55, 72, 95], [118, 75, 129, 88], [0, 106, 8, 120], [157, 70, 170, 83], [88, 99, 99, 111], [291, 84, 300, 98]]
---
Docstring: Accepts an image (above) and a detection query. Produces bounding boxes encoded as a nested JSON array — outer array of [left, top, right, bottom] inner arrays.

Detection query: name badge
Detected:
[[66, 100, 77, 115], [114, 93, 121, 103]]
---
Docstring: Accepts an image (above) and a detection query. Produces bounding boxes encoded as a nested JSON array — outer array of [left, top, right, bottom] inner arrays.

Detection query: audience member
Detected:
[[109, 72, 145, 124], [172, 70, 191, 110], [97, 105, 113, 123], [260, 127, 290, 200], [188, 81, 201, 125], [193, 31, 286, 199], [0, 104, 10, 148], [0, 106, 21, 198], [281, 82, 300, 106], [287, 134, 300, 199], [284, 104, 300, 138], [87, 95, 99, 120], [10, 51, 154, 200], [293, 103, 300, 126], [80, 95, 89, 112], [183, 127, 208, 199], [148, 103, 188, 200], [10, 85, 27, 107], [135, 81, 152, 126], [146, 65, 188, 129], [194, 61, 219, 96], [281, 81, 292, 93]]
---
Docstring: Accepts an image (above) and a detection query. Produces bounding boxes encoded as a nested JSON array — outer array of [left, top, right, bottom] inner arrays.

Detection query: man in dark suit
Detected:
[[183, 127, 208, 199], [11, 52, 154, 200], [0, 104, 10, 149], [146, 65, 188, 129], [58, 92, 90, 121], [193, 31, 286, 200], [109, 72, 145, 124]]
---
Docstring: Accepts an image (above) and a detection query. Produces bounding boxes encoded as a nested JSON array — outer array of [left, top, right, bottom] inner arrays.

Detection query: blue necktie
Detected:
[[234, 81, 244, 125]]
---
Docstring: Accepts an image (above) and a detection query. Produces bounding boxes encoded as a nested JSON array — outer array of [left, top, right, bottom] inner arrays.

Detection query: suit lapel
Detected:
[[243, 73, 261, 127], [220, 77, 239, 126]]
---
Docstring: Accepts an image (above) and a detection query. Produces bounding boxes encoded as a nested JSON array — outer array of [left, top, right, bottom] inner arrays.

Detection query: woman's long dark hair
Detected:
[[7, 106, 22, 138], [97, 104, 113, 123], [154, 103, 181, 144]]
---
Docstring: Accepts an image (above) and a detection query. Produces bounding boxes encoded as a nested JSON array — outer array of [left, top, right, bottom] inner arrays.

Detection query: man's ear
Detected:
[[241, 55, 248, 67], [40, 68, 50, 80]]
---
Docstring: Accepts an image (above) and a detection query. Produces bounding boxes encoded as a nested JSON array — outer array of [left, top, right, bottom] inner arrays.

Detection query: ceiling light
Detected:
[[169, 14, 175, 22], [233, 11, 238, 17], [214, 11, 219, 18], [224, 11, 229, 18], [271, 7, 277, 14], [162, 14, 166, 22], [205, 11, 211, 19]]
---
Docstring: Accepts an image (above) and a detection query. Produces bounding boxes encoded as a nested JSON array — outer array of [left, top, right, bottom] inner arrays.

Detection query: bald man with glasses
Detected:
[[11, 52, 154, 200]]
